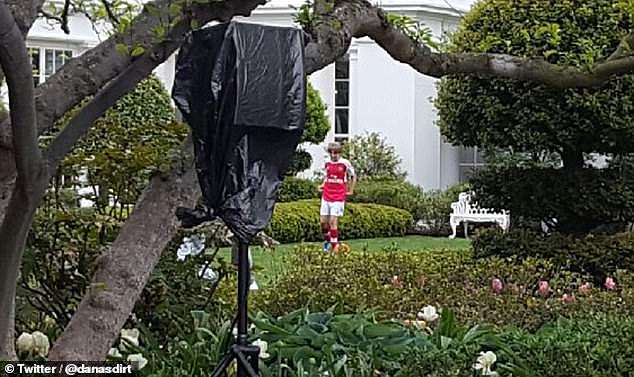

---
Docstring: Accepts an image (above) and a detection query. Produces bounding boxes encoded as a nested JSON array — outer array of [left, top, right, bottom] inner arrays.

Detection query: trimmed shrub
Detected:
[[472, 228, 634, 281], [348, 180, 469, 235], [348, 179, 426, 218], [266, 200, 413, 243], [471, 166, 634, 233], [277, 177, 319, 202], [436, 0, 634, 160], [285, 149, 313, 177], [253, 247, 634, 331]]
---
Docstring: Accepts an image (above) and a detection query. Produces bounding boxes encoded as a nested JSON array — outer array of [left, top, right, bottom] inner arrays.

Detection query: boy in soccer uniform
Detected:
[[319, 142, 356, 252]]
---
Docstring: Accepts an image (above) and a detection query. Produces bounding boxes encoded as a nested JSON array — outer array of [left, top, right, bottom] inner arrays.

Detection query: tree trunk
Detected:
[[561, 147, 584, 171], [48, 142, 199, 360], [0, 174, 48, 358], [0, 300, 15, 360]]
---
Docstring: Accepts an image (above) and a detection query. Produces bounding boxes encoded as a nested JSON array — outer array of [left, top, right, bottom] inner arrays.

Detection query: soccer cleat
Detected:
[[322, 242, 331, 252], [249, 278, 259, 291]]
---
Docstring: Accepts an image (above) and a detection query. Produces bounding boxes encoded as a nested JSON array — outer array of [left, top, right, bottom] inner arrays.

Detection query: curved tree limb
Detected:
[[305, 0, 634, 89]]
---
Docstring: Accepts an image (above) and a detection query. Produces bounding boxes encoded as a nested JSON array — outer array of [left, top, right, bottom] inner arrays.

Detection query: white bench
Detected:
[[449, 192, 510, 239]]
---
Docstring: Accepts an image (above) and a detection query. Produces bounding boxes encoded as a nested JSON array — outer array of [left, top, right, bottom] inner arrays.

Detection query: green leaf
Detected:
[[115, 43, 129, 56], [169, 3, 182, 17], [130, 46, 145, 57]]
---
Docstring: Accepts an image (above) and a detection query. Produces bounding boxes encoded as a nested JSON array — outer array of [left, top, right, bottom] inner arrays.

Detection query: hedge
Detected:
[[471, 165, 634, 234], [277, 177, 319, 202], [266, 199, 413, 243], [472, 228, 634, 281]]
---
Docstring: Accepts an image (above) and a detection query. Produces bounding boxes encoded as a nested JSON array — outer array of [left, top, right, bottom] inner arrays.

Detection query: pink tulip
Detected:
[[604, 277, 616, 290], [538, 280, 550, 297], [390, 275, 403, 288], [561, 293, 576, 303], [578, 282, 592, 295], [491, 278, 503, 294]]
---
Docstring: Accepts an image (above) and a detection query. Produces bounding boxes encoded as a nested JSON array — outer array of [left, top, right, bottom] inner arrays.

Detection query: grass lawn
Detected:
[[217, 235, 470, 287]]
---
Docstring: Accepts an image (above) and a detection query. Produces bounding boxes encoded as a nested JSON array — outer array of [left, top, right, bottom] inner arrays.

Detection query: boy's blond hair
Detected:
[[327, 141, 342, 152]]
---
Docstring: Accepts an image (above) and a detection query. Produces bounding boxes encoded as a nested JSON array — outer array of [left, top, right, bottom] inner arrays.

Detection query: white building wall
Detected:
[[354, 39, 417, 180]]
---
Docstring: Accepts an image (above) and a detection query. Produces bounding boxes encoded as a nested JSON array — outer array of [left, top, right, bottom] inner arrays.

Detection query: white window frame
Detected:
[[28, 46, 74, 85]]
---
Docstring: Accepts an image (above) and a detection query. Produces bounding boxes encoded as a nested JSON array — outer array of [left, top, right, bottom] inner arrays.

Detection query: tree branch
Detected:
[[0, 1, 42, 190], [304, 0, 634, 88], [100, 0, 120, 26], [608, 31, 634, 61], [6, 0, 45, 36]]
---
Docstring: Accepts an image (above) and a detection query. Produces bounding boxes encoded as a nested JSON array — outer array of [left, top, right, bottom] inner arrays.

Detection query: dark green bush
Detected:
[[254, 247, 634, 331], [471, 166, 634, 233], [266, 200, 413, 243], [472, 228, 634, 281], [277, 177, 319, 202], [436, 0, 634, 160], [500, 315, 634, 377], [285, 149, 314, 177]]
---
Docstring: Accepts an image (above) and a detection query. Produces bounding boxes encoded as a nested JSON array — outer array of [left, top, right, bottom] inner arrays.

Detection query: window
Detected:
[[334, 53, 349, 141], [29, 47, 73, 85], [458, 147, 486, 181]]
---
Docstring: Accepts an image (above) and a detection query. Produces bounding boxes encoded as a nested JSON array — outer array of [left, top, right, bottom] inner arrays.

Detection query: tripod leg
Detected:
[[235, 349, 259, 377], [237, 241, 250, 346], [210, 352, 235, 377]]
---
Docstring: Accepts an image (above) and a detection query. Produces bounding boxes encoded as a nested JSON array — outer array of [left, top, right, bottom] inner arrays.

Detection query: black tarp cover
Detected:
[[172, 22, 306, 243]]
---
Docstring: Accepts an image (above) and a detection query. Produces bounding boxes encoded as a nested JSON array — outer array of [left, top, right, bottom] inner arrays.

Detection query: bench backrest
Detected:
[[451, 192, 472, 214]]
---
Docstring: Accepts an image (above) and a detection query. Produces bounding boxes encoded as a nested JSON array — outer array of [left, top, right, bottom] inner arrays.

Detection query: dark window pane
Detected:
[[335, 108, 348, 134], [335, 81, 348, 106], [335, 136, 348, 144], [335, 54, 349, 79], [459, 147, 475, 164], [45, 49, 54, 76], [55, 51, 65, 72]]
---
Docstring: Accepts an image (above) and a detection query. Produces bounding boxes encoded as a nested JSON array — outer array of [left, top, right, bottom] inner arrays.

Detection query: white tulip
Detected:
[[473, 351, 498, 376], [31, 331, 50, 357], [108, 348, 122, 358], [417, 305, 439, 322], [176, 235, 206, 261], [120, 328, 140, 351], [127, 353, 148, 370], [16, 332, 34, 354], [198, 266, 218, 282], [252, 339, 270, 359]]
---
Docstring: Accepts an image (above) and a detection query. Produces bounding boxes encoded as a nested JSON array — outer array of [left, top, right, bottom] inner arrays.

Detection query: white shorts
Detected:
[[320, 199, 345, 217]]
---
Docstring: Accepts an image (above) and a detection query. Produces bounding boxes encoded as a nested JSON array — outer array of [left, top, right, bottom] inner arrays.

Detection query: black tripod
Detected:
[[211, 241, 260, 377]]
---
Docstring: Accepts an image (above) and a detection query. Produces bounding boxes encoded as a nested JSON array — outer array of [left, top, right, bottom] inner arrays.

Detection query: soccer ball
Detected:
[[335, 243, 351, 254]]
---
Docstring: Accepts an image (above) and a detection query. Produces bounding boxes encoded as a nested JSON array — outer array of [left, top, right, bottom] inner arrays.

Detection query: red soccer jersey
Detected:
[[322, 158, 355, 202]]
